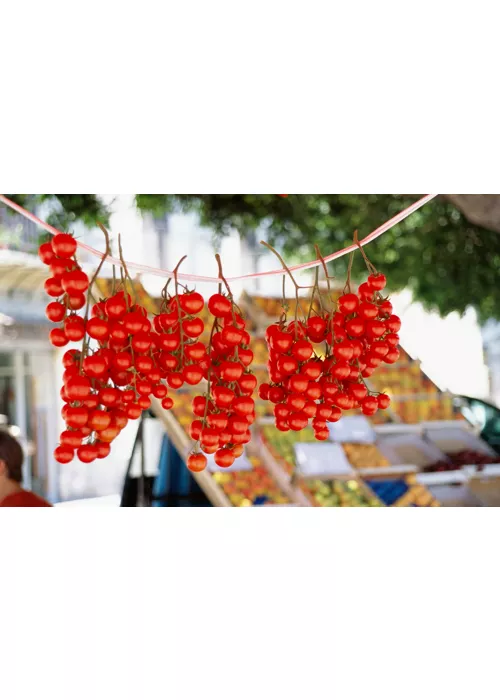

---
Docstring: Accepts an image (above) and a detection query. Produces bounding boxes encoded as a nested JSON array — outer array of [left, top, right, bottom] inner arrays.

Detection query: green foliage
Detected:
[[135, 194, 499, 322], [5, 194, 110, 232], [4, 194, 498, 321]]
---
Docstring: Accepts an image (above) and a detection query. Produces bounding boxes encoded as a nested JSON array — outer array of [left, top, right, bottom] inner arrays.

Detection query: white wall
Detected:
[[392, 290, 489, 399]]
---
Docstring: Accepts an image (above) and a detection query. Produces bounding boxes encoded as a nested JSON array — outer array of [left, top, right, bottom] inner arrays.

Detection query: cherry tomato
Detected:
[[187, 453, 207, 473], [46, 301, 66, 323], [54, 445, 74, 464]]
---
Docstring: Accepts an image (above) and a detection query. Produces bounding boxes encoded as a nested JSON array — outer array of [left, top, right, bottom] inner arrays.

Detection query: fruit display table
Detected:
[[376, 422, 500, 474], [259, 424, 439, 507], [416, 467, 500, 506], [212, 460, 291, 507], [466, 473, 500, 506]]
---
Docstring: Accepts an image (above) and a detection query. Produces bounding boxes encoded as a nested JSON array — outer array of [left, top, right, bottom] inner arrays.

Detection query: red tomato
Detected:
[[182, 365, 204, 386], [46, 301, 66, 323], [65, 406, 89, 429], [208, 293, 232, 318], [45, 278, 64, 297], [214, 449, 235, 469], [60, 430, 83, 449], [182, 317, 204, 339], [52, 233, 77, 259], [61, 269, 89, 294], [54, 445, 74, 464], [87, 317, 110, 341], [77, 444, 99, 463], [96, 442, 111, 459], [83, 354, 108, 377], [64, 316, 86, 342], [39, 241, 55, 265], [179, 292, 204, 315], [66, 292, 86, 310], [187, 453, 207, 473]]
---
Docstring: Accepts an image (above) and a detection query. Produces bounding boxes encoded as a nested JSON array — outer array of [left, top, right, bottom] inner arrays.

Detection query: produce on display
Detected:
[[300, 479, 383, 507], [366, 475, 440, 507], [423, 450, 500, 472], [342, 443, 391, 469], [212, 457, 290, 507], [261, 425, 391, 474], [261, 425, 316, 475]]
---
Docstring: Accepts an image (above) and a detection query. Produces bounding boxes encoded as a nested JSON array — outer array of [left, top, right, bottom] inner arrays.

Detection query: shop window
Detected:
[[0, 376, 15, 425], [0, 353, 12, 370]]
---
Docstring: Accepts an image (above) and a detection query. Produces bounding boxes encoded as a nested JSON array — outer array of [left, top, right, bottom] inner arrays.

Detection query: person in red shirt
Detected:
[[0, 429, 52, 507]]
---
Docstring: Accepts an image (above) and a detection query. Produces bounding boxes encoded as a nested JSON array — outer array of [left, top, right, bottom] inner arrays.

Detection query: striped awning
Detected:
[[0, 253, 48, 295]]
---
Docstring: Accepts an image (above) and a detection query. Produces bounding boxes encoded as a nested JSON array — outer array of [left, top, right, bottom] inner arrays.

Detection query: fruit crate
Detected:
[[260, 424, 317, 477], [260, 423, 398, 476], [459, 474, 500, 507], [365, 473, 440, 507], [211, 454, 292, 507], [341, 442, 392, 471], [258, 425, 394, 507], [299, 477, 384, 507], [423, 424, 499, 470]]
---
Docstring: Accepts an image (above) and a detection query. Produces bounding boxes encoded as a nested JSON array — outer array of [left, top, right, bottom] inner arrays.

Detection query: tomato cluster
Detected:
[[187, 293, 257, 473], [51, 292, 163, 464], [152, 290, 207, 396], [39, 233, 90, 347], [259, 272, 399, 439], [40, 234, 213, 465], [54, 286, 212, 465]]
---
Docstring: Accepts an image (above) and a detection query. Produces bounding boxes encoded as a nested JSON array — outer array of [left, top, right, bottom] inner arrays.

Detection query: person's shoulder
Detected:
[[24, 491, 53, 507], [0, 490, 52, 507]]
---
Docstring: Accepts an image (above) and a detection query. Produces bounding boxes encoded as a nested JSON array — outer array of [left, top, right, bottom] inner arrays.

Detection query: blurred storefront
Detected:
[[482, 321, 500, 407], [0, 254, 60, 500]]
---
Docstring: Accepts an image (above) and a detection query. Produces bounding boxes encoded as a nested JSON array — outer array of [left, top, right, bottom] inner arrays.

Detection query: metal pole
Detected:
[[13, 351, 31, 490], [120, 414, 144, 507], [138, 417, 146, 507]]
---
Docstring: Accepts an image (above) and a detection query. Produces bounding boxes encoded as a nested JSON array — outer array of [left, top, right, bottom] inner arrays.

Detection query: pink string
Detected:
[[0, 194, 438, 284]]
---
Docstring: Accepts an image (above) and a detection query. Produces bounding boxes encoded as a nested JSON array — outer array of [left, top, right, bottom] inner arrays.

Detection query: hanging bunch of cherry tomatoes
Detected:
[[39, 234, 90, 343], [187, 261, 257, 473], [259, 241, 400, 440], [39, 231, 212, 466], [152, 286, 207, 395]]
